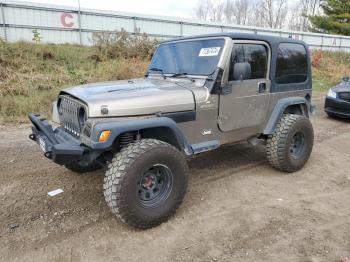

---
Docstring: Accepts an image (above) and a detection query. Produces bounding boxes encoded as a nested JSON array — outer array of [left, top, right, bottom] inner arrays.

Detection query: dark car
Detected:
[[325, 77, 350, 118]]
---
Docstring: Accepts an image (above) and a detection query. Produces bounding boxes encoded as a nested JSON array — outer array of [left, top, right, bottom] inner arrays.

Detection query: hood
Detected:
[[333, 81, 350, 92], [62, 78, 199, 117]]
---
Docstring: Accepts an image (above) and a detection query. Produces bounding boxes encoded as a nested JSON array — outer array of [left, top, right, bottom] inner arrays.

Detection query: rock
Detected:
[[9, 223, 19, 230]]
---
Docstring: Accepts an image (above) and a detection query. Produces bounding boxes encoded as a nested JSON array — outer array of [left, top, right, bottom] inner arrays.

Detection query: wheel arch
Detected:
[[90, 117, 193, 155], [263, 97, 311, 135], [138, 126, 183, 150]]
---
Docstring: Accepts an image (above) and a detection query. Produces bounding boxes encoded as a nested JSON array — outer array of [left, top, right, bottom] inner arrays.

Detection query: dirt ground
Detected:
[[0, 91, 349, 262]]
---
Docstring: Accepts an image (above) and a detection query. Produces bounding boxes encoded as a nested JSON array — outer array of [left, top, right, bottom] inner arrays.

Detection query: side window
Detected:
[[229, 44, 268, 81], [275, 43, 308, 84]]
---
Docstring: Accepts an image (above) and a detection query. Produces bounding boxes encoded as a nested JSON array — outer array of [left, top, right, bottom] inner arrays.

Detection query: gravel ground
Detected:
[[0, 92, 349, 262]]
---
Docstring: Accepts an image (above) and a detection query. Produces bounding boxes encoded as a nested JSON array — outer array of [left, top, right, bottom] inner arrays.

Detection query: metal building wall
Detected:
[[0, 1, 5, 39], [1, 0, 350, 52]]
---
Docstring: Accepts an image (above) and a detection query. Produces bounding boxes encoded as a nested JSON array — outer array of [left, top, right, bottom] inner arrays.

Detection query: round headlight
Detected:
[[78, 107, 87, 128], [57, 98, 63, 115]]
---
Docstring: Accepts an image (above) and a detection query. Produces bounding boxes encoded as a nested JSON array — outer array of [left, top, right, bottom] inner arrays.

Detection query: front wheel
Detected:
[[266, 114, 314, 172], [103, 139, 188, 229]]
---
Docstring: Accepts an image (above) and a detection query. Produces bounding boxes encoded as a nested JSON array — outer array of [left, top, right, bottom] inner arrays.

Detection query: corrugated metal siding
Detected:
[[81, 13, 134, 31], [1, 0, 350, 52]]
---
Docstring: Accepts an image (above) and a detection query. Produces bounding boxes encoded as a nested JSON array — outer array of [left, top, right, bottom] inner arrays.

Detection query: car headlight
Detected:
[[327, 89, 337, 99]]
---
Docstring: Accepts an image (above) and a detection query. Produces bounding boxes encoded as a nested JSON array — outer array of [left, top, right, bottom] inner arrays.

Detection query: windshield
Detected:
[[149, 38, 225, 76]]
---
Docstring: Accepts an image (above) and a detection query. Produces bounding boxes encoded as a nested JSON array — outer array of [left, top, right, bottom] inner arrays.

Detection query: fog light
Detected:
[[99, 130, 111, 142]]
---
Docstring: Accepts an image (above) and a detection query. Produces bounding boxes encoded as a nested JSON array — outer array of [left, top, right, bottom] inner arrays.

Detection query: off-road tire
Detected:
[[65, 161, 102, 174], [103, 139, 188, 229], [266, 114, 314, 172]]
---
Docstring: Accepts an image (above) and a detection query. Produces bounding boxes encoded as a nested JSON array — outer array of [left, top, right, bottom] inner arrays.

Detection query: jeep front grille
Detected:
[[58, 95, 87, 137]]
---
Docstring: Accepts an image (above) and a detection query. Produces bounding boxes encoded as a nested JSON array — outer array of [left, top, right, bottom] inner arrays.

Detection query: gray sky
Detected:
[[29, 0, 197, 18]]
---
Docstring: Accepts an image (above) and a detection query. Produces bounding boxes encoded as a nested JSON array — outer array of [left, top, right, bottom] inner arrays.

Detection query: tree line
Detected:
[[194, 0, 350, 36]]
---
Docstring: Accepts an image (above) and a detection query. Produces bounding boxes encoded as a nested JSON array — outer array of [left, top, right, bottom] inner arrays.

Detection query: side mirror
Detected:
[[233, 62, 251, 81]]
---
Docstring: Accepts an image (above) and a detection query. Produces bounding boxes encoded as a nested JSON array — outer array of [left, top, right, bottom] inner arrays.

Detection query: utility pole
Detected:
[[77, 0, 82, 45]]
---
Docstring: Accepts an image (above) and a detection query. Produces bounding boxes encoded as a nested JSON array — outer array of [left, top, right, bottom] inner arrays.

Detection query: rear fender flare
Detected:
[[263, 97, 311, 135]]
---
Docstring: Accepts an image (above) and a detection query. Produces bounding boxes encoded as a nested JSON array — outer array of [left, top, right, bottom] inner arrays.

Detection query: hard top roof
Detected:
[[161, 32, 307, 46]]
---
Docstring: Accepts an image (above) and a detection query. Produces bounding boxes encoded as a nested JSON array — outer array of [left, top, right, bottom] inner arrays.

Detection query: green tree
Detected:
[[309, 0, 350, 35]]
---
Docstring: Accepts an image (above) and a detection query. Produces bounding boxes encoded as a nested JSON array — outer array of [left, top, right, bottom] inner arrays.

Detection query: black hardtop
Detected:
[[162, 32, 308, 48], [162, 32, 311, 93]]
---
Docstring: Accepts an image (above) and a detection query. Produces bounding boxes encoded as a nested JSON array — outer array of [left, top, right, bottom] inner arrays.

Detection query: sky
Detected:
[[28, 0, 197, 18]]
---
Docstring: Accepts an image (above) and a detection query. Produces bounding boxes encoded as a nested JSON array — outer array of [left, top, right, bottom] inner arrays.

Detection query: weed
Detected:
[[311, 50, 350, 91], [0, 39, 148, 122]]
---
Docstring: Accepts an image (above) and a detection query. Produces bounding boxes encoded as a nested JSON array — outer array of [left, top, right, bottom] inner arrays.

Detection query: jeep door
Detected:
[[218, 41, 271, 132]]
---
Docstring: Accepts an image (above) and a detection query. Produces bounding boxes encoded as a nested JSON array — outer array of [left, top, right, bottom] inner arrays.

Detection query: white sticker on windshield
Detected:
[[198, 47, 221, 57]]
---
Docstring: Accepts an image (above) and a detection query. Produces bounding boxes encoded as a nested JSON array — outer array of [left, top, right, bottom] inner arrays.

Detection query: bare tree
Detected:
[[224, 0, 251, 25], [210, 0, 225, 22], [258, 0, 288, 29], [193, 0, 319, 31], [194, 0, 213, 21], [248, 4, 266, 27], [194, 0, 225, 22], [288, 0, 321, 31]]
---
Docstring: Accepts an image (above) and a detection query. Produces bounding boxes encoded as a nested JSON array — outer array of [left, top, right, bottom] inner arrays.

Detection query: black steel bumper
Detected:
[[324, 97, 350, 118], [28, 113, 85, 165]]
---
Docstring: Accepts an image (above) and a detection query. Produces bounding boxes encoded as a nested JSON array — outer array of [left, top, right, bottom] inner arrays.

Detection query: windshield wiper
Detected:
[[170, 72, 195, 82], [205, 68, 219, 81], [148, 67, 166, 79]]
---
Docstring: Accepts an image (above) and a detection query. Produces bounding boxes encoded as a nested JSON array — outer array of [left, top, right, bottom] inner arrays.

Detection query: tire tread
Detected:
[[266, 114, 313, 172], [103, 139, 188, 229]]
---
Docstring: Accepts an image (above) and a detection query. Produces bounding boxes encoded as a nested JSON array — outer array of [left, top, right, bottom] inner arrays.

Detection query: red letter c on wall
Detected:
[[61, 13, 74, 28]]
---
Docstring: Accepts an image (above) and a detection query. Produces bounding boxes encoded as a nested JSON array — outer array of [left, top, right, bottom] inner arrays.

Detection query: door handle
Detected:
[[258, 82, 266, 93]]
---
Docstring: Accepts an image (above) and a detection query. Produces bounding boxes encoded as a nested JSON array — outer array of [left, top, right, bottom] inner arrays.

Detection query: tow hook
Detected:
[[44, 152, 52, 159]]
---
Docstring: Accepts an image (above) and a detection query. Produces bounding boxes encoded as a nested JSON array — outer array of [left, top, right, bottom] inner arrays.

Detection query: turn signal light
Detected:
[[99, 130, 111, 142]]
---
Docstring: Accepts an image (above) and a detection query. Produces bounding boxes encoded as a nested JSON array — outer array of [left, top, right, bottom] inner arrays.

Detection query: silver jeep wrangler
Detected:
[[29, 33, 314, 229]]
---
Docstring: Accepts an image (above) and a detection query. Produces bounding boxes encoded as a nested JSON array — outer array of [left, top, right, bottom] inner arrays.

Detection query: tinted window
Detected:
[[149, 39, 225, 75], [229, 44, 268, 81], [275, 43, 308, 84]]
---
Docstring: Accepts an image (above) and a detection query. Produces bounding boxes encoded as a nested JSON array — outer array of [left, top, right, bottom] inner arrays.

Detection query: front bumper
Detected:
[[324, 97, 350, 118], [28, 113, 85, 165]]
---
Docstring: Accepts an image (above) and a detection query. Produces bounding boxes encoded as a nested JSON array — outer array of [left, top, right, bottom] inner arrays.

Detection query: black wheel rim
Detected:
[[137, 164, 173, 208], [289, 131, 305, 158]]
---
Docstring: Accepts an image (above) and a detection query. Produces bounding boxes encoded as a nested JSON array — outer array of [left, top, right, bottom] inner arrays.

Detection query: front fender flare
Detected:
[[89, 117, 194, 155], [263, 97, 311, 135]]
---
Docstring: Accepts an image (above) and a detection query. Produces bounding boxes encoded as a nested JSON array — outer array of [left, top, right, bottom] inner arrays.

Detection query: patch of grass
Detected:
[[311, 50, 350, 91], [0, 41, 149, 123], [312, 71, 339, 92]]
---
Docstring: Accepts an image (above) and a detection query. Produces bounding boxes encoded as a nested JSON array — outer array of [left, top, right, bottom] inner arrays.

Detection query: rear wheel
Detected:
[[103, 139, 188, 229], [266, 114, 314, 172]]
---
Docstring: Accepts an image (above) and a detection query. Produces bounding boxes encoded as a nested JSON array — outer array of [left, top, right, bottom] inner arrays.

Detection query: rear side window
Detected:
[[275, 43, 308, 84], [229, 44, 268, 81]]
